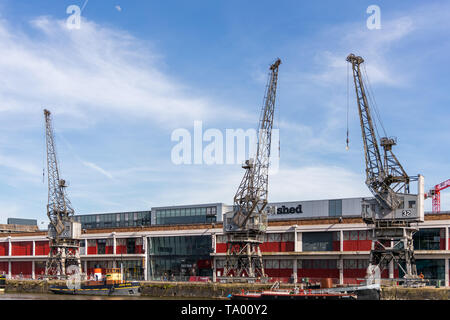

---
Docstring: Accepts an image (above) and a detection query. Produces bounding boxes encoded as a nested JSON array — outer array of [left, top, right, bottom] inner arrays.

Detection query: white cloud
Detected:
[[81, 161, 114, 180], [146, 164, 368, 207], [0, 16, 236, 127], [0, 154, 41, 177], [269, 166, 369, 202]]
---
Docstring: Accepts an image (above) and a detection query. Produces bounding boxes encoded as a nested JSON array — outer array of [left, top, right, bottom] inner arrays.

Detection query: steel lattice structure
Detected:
[[44, 109, 81, 278], [426, 179, 450, 213], [347, 54, 423, 283], [223, 59, 281, 281]]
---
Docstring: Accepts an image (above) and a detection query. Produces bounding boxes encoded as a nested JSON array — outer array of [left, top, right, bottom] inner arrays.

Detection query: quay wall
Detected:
[[3, 280, 450, 300]]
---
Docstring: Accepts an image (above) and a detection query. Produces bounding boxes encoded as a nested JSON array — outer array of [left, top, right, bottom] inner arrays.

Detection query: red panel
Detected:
[[216, 243, 226, 253], [265, 269, 279, 277], [332, 241, 340, 251], [0, 243, 8, 256], [285, 242, 294, 251], [35, 265, 45, 277], [346, 241, 358, 251], [0, 262, 8, 274], [278, 269, 293, 277], [87, 246, 97, 255], [135, 245, 144, 254], [116, 245, 127, 254], [440, 239, 445, 250], [357, 241, 372, 251], [11, 261, 32, 276], [105, 246, 114, 254], [35, 241, 50, 256], [11, 242, 32, 256]]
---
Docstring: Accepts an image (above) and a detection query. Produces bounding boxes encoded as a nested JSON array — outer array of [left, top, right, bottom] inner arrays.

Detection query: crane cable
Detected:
[[346, 62, 350, 150], [362, 63, 388, 139]]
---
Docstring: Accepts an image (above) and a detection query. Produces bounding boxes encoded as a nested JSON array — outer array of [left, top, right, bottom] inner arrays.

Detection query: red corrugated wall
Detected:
[[0, 242, 8, 256], [343, 231, 372, 251], [116, 239, 127, 254], [87, 240, 97, 255], [35, 241, 50, 256], [11, 261, 32, 276], [0, 262, 8, 274], [11, 242, 32, 256]]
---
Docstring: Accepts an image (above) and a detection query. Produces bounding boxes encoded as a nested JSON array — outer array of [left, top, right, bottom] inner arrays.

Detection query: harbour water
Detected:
[[0, 292, 192, 300]]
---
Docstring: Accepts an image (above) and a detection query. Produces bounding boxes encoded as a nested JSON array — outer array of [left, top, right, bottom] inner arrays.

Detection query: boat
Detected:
[[230, 281, 380, 300], [0, 274, 5, 293], [49, 268, 141, 296]]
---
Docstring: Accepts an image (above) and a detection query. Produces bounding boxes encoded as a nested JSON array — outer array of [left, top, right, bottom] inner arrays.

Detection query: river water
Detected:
[[0, 292, 193, 300]]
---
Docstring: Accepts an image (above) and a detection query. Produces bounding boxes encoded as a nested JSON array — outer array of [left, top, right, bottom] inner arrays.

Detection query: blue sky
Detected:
[[0, 0, 448, 225]]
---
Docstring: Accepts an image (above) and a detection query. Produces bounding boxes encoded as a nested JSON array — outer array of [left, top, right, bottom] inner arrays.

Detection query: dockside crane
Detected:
[[44, 109, 82, 278], [346, 54, 425, 282], [425, 179, 450, 213], [222, 59, 281, 282]]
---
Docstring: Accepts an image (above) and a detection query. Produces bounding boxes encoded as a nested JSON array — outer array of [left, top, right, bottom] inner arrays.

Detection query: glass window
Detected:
[[303, 260, 312, 269], [343, 231, 349, 241], [302, 232, 333, 251], [359, 230, 367, 240], [413, 228, 442, 250], [350, 231, 358, 240], [329, 199, 343, 217], [328, 260, 337, 269]]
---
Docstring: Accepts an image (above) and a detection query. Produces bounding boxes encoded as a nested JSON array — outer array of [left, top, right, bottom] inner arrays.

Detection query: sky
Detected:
[[0, 0, 448, 225]]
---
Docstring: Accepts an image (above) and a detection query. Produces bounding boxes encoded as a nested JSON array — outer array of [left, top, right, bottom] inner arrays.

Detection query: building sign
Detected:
[[276, 205, 303, 214]]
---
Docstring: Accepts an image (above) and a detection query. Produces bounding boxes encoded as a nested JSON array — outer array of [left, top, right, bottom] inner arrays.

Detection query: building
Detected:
[[73, 211, 151, 229], [0, 197, 449, 286], [7, 218, 37, 226], [0, 219, 39, 234]]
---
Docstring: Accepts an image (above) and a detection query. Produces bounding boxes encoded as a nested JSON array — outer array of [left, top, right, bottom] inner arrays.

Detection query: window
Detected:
[[358, 259, 369, 269], [413, 228, 442, 250], [398, 197, 405, 209], [328, 260, 337, 269], [343, 231, 350, 241], [350, 231, 358, 240], [359, 230, 367, 240], [97, 239, 106, 254], [329, 199, 342, 217], [408, 201, 416, 209], [302, 232, 333, 251], [280, 260, 293, 269]]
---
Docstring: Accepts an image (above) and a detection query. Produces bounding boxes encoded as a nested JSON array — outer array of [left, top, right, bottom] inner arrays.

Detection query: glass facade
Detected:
[[74, 211, 151, 229], [148, 235, 213, 280], [86, 260, 144, 280], [329, 200, 342, 217], [416, 259, 446, 282], [413, 228, 442, 250], [303, 232, 334, 251], [154, 206, 217, 225]]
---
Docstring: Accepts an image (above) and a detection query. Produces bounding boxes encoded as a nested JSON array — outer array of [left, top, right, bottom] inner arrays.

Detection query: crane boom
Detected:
[[222, 58, 281, 281], [347, 54, 411, 213], [44, 109, 81, 278], [346, 54, 424, 283], [228, 58, 281, 233], [44, 109, 75, 236]]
